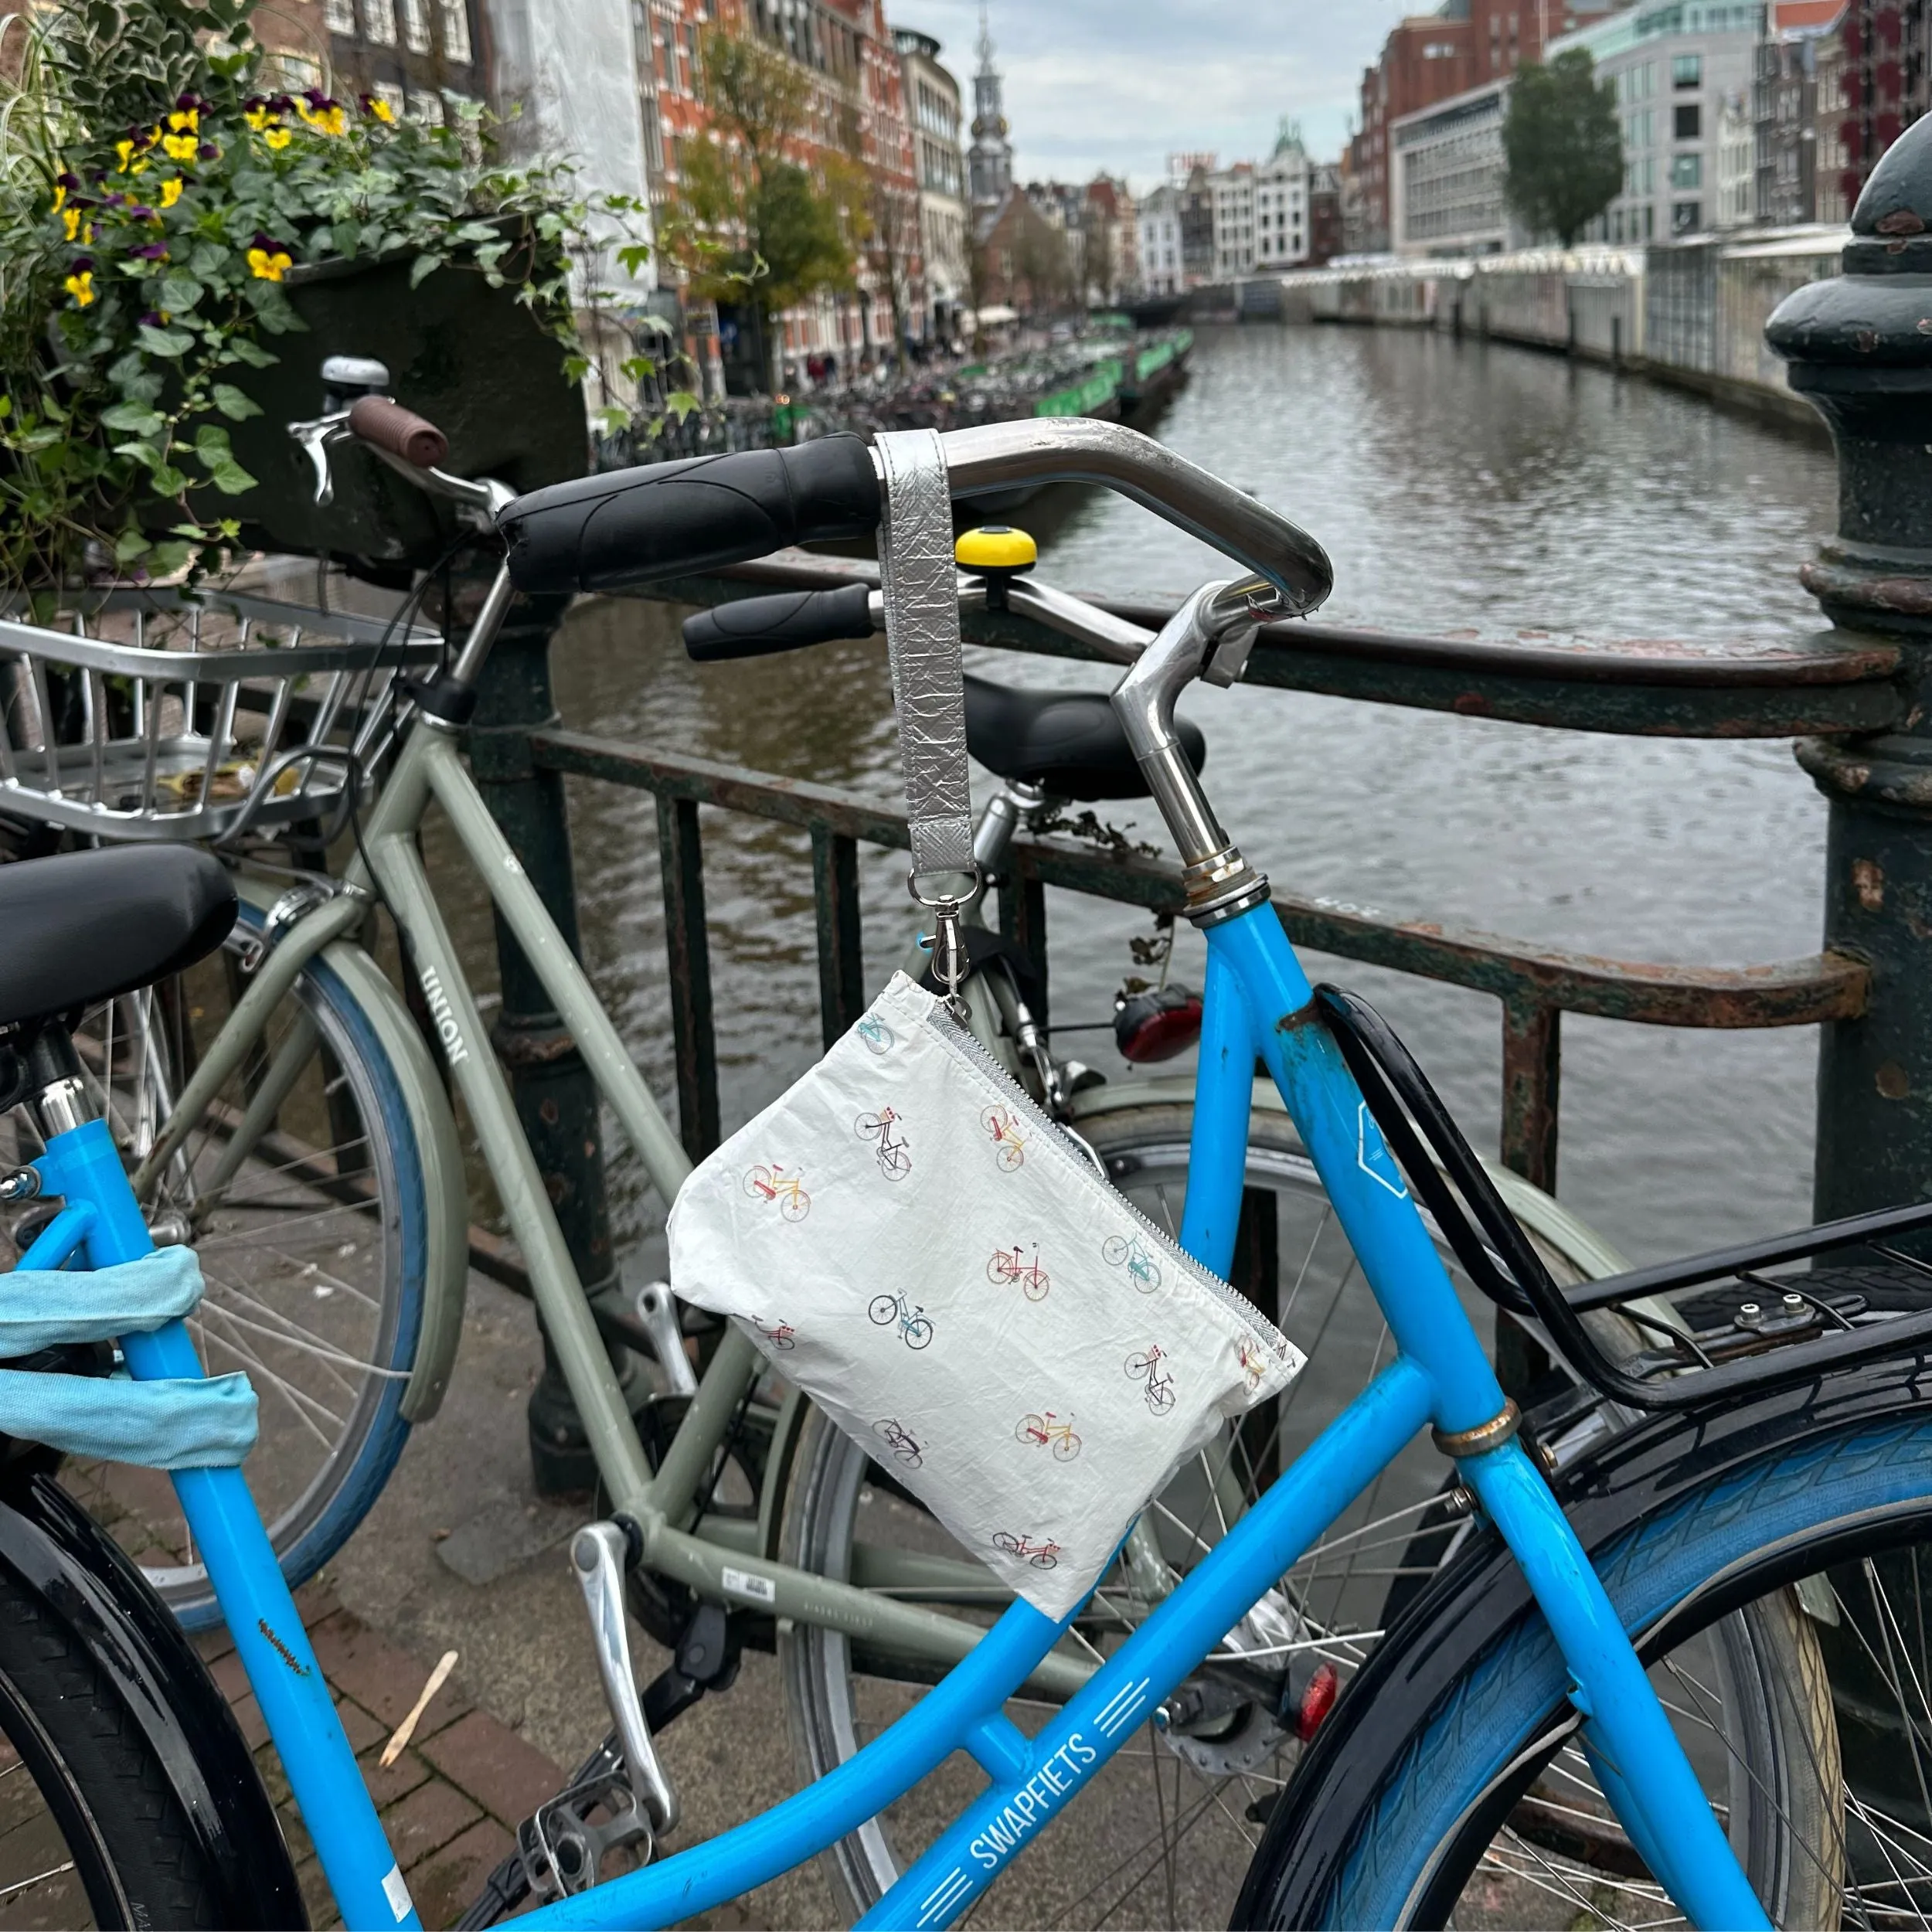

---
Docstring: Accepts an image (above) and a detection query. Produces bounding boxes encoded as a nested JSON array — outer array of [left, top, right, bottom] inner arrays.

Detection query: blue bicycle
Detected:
[[4, 420, 1932, 1930]]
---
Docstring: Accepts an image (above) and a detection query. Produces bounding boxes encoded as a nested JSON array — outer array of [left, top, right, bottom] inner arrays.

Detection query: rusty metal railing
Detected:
[[515, 549, 1896, 1196]]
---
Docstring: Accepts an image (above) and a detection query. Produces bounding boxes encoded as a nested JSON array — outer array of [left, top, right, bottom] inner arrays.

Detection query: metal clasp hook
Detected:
[[910, 868, 984, 1024]]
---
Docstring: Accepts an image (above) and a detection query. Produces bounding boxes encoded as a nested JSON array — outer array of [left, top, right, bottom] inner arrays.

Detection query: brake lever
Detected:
[[286, 410, 352, 507]]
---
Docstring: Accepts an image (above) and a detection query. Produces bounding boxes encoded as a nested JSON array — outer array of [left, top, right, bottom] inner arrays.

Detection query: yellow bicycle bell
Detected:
[[954, 524, 1036, 610]]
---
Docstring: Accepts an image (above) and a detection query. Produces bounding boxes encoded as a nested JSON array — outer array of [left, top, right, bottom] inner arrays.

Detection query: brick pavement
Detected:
[[196, 1575, 566, 1930]]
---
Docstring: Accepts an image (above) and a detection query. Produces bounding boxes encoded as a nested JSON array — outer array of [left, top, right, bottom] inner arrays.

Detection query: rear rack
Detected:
[[1318, 983, 1932, 1412], [0, 587, 444, 844]]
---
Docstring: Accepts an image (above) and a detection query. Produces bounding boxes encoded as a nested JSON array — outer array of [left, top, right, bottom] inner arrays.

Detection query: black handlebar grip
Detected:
[[497, 434, 882, 594], [682, 584, 875, 662]]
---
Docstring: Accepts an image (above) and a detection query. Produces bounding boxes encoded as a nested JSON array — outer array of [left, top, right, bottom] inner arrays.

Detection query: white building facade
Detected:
[[896, 29, 971, 340], [1211, 162, 1256, 279], [1253, 123, 1311, 269], [1136, 183, 1182, 294], [1389, 77, 1516, 257], [1549, 0, 1760, 243]]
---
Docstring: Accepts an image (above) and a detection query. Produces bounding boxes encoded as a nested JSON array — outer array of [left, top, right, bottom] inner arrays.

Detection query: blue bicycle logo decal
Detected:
[[1102, 1233, 1161, 1293], [868, 1291, 934, 1349], [856, 1015, 896, 1056]]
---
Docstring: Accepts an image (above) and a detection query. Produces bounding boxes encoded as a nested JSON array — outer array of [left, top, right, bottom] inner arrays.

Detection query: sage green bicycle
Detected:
[[0, 378, 1625, 1920]]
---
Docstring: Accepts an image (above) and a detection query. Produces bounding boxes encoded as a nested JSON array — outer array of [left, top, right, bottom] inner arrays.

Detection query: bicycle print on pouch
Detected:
[[1015, 1410, 1082, 1461], [751, 1317, 797, 1351], [855, 1014, 896, 1056], [867, 1291, 934, 1349], [1101, 1232, 1162, 1293], [987, 1241, 1050, 1301], [979, 1103, 1027, 1172], [743, 1162, 810, 1222], [855, 1106, 912, 1180], [1124, 1343, 1176, 1414], [991, 1530, 1061, 1570], [872, 1417, 923, 1468]]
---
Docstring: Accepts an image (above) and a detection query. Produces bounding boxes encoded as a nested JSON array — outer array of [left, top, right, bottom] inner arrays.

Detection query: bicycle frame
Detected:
[[53, 872, 1769, 1930]]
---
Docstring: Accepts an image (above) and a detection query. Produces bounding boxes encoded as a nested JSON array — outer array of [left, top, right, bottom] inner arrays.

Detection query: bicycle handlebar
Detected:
[[682, 583, 875, 662], [499, 437, 883, 595], [498, 420, 1332, 620], [345, 395, 448, 471]]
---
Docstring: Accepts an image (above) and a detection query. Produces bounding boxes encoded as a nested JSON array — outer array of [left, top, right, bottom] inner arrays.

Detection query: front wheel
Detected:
[[1234, 1414, 1932, 1930], [868, 1295, 897, 1327]]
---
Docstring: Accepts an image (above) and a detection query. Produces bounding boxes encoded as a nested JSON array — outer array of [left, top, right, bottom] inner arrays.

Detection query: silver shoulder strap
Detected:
[[875, 428, 975, 886]]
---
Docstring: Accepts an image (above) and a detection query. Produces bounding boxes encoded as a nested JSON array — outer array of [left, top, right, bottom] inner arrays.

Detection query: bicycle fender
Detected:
[[0, 1468, 304, 1929], [1233, 1357, 1932, 1929], [318, 937, 470, 1423], [230, 871, 470, 1423]]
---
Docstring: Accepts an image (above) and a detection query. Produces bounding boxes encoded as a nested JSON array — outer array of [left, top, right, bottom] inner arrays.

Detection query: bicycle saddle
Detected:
[[964, 675, 1206, 803], [0, 847, 236, 1029]]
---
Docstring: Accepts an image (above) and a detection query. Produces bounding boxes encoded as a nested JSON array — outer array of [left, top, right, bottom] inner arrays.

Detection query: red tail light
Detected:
[[1294, 1662, 1339, 1741], [1114, 985, 1203, 1063]]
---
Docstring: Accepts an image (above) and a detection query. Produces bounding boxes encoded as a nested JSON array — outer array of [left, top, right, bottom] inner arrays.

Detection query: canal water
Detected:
[[442, 321, 1842, 1276]]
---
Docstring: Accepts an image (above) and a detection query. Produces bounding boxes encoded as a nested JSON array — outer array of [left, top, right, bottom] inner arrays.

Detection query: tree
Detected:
[[662, 28, 854, 389], [1502, 49, 1623, 248]]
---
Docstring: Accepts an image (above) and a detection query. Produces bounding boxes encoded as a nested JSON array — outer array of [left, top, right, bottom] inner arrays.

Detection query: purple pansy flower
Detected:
[[130, 240, 168, 259]]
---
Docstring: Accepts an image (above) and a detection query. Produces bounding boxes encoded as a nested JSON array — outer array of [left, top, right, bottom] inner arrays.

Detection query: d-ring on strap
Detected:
[[874, 428, 975, 883]]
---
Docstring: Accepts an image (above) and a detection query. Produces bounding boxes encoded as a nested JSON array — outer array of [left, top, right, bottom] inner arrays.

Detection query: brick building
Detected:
[[1355, 0, 1622, 252], [639, 0, 923, 374]]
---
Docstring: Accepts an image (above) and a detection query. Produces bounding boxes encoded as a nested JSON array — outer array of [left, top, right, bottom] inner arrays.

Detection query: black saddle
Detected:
[[963, 675, 1205, 803], [0, 848, 236, 1029]]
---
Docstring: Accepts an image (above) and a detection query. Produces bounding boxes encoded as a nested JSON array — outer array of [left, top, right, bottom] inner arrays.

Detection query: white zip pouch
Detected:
[[667, 971, 1304, 1618]]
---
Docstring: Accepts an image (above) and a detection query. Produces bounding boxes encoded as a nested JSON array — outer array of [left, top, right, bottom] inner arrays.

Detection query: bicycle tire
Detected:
[[776, 1101, 1615, 1923], [12, 909, 431, 1630], [1233, 1413, 1932, 1929], [0, 1563, 250, 1927]]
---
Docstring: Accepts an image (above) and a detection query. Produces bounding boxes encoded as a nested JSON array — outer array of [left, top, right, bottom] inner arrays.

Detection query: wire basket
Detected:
[[0, 588, 444, 844]]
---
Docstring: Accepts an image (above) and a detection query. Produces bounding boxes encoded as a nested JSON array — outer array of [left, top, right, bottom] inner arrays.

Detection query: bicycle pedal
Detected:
[[516, 1763, 653, 1900]]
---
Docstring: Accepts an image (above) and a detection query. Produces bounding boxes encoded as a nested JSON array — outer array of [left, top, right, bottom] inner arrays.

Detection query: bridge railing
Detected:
[[516, 547, 1887, 1195]]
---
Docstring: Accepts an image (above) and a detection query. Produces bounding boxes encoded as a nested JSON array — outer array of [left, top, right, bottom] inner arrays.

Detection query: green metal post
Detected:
[[1767, 117, 1932, 1862], [461, 573, 648, 1495]]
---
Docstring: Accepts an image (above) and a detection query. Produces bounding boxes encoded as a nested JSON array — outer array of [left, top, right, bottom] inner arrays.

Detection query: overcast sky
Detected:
[[890, 1, 1422, 192]]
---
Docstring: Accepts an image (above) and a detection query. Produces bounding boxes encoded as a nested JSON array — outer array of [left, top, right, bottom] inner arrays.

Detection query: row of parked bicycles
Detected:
[[0, 353, 1927, 1930]]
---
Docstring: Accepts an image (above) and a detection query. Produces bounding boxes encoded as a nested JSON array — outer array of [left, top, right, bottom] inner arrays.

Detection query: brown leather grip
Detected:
[[346, 395, 448, 470]]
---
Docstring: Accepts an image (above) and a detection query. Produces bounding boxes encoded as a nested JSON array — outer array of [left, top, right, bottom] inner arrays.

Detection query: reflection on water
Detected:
[[430, 322, 1840, 1271]]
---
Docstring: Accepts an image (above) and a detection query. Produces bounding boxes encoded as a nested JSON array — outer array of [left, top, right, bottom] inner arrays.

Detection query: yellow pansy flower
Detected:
[[162, 132, 199, 163], [297, 100, 346, 136], [114, 138, 136, 172], [62, 205, 80, 240], [63, 270, 94, 308], [264, 126, 291, 151], [51, 182, 65, 212], [366, 97, 396, 124], [158, 176, 182, 209], [244, 105, 270, 131], [166, 107, 199, 134], [247, 247, 293, 282]]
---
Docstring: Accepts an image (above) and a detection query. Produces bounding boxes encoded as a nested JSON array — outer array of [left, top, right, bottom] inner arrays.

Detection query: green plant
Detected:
[[0, 0, 648, 594], [1502, 49, 1624, 249]]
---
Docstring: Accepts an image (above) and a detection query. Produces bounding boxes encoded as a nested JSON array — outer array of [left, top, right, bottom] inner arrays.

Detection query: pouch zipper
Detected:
[[907, 980, 1298, 1369]]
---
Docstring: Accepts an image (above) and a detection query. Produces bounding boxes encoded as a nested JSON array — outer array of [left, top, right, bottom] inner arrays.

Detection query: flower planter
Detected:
[[205, 244, 590, 571]]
